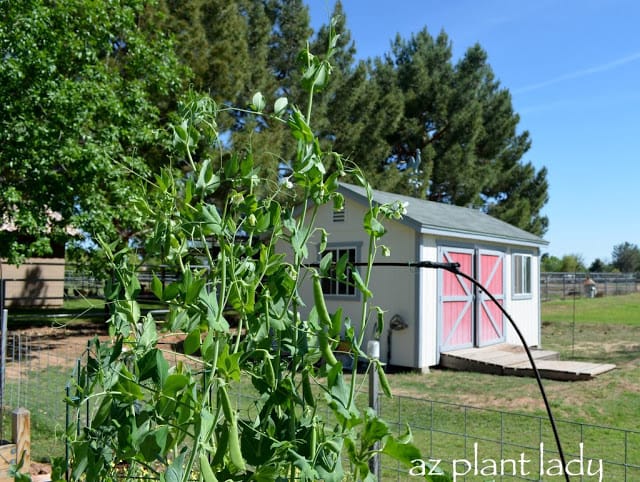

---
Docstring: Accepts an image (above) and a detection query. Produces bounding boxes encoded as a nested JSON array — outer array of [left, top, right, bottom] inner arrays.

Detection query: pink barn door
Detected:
[[438, 247, 475, 352], [477, 250, 506, 346]]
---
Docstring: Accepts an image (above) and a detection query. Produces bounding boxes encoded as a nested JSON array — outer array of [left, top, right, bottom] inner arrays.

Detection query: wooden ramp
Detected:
[[440, 344, 616, 381]]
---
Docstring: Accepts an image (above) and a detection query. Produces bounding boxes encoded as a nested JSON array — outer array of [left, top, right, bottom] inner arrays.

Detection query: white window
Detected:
[[513, 254, 532, 297], [321, 246, 357, 297]]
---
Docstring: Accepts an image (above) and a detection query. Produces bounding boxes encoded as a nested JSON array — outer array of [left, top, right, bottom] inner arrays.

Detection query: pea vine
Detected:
[[57, 22, 450, 482]]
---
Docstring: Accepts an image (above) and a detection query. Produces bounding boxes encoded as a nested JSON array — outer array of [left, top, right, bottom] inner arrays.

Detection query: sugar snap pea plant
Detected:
[[60, 23, 450, 482]]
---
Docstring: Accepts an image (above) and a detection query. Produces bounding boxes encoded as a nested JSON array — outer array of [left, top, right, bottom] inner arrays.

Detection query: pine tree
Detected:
[[340, 28, 549, 235]]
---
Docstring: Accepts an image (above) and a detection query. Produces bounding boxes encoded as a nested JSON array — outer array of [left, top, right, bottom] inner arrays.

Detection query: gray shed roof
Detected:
[[339, 183, 548, 247]]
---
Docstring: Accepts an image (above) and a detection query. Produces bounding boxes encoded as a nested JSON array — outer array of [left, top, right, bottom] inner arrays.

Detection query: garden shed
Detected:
[[298, 183, 548, 372], [0, 257, 65, 308]]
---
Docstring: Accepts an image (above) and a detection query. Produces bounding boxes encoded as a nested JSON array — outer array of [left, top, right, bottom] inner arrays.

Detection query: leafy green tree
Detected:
[[541, 254, 563, 272], [589, 258, 610, 272], [485, 161, 549, 235], [0, 0, 187, 264], [612, 242, 640, 272], [560, 254, 586, 273]]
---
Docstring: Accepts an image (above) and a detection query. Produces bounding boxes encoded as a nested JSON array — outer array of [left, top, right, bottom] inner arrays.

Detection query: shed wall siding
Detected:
[[504, 249, 541, 347], [419, 239, 439, 368], [0, 258, 65, 307], [296, 198, 419, 367]]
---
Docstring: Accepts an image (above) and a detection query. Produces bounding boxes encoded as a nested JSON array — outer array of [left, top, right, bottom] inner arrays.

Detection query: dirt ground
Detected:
[[5, 323, 108, 379]]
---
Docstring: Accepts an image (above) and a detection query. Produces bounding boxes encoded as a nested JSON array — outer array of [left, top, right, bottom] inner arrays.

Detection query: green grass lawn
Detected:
[[374, 293, 640, 479], [6, 293, 640, 479], [2, 367, 72, 462], [541, 291, 640, 325]]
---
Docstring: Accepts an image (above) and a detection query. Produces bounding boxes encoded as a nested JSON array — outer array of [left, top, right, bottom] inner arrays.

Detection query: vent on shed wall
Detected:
[[333, 209, 345, 222]]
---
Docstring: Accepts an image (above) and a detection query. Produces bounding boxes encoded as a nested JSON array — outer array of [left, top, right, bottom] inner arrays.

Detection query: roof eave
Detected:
[[419, 225, 549, 248]]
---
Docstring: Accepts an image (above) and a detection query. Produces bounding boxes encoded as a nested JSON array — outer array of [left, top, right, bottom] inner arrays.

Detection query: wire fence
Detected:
[[0, 327, 637, 481], [377, 396, 640, 481], [61, 342, 640, 482], [0, 324, 104, 464], [541, 272, 638, 301], [0, 265, 638, 310]]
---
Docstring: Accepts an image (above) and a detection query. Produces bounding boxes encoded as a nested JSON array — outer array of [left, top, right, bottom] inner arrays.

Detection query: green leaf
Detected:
[[184, 275, 205, 306], [183, 328, 201, 355], [240, 150, 254, 177], [162, 374, 189, 396], [291, 228, 309, 259], [332, 194, 344, 212], [224, 153, 240, 179], [196, 158, 220, 194], [335, 252, 349, 281], [319, 252, 333, 276], [116, 366, 144, 401], [155, 350, 169, 387], [288, 108, 314, 143], [141, 426, 169, 461], [329, 307, 343, 338], [201, 330, 215, 361], [364, 210, 386, 238], [151, 273, 163, 300], [91, 395, 113, 428], [352, 270, 372, 299], [301, 57, 332, 92], [216, 344, 242, 381], [163, 281, 181, 301], [318, 228, 328, 253], [382, 436, 422, 469], [163, 451, 186, 482], [138, 313, 158, 349], [361, 409, 391, 449], [199, 204, 223, 235]]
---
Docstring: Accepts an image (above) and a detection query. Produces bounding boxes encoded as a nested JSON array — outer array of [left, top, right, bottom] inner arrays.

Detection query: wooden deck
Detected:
[[440, 344, 616, 381]]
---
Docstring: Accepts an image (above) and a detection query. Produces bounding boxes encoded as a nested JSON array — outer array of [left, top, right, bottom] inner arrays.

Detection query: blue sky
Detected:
[[305, 0, 640, 266]]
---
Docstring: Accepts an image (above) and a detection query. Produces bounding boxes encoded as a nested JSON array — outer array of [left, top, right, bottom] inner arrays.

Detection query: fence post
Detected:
[[0, 309, 7, 417], [0, 280, 4, 322], [367, 340, 381, 480], [12, 407, 30, 474]]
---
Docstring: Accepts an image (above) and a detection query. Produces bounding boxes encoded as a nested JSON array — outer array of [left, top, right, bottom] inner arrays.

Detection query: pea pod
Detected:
[[309, 421, 317, 459], [199, 453, 219, 482], [301, 368, 316, 408], [219, 386, 246, 472], [312, 273, 332, 328], [313, 274, 339, 367], [318, 329, 338, 368], [375, 359, 392, 398], [260, 350, 276, 388]]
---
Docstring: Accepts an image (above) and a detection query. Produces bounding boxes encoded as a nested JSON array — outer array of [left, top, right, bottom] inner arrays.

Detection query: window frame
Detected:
[[512, 252, 533, 299], [319, 244, 361, 300]]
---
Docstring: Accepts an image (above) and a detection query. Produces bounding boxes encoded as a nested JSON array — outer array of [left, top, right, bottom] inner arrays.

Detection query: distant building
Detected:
[[1, 211, 68, 307]]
